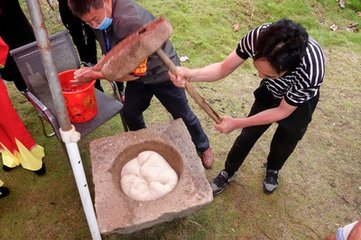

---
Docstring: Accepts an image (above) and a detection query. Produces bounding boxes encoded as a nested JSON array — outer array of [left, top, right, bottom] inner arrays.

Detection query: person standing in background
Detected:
[[57, 0, 107, 93], [0, 37, 46, 175], [0, 0, 35, 92]]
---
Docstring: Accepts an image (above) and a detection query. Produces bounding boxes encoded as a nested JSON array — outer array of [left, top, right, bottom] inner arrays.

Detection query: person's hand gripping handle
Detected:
[[156, 49, 222, 124]]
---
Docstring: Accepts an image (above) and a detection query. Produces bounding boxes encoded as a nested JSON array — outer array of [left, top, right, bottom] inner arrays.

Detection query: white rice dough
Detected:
[[120, 150, 178, 201]]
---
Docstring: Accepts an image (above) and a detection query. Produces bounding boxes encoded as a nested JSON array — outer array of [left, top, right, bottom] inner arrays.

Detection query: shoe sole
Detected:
[[263, 169, 279, 194], [202, 162, 213, 169], [263, 187, 275, 194], [263, 183, 278, 194], [212, 173, 237, 196]]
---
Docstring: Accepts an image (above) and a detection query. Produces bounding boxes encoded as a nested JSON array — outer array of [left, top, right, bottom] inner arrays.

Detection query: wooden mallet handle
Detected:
[[156, 49, 222, 124]]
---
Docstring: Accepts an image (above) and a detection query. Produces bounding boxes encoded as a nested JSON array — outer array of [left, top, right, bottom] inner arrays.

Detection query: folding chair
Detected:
[[10, 30, 128, 139]]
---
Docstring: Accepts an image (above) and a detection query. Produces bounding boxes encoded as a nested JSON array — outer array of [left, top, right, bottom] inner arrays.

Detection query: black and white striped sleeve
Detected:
[[285, 38, 326, 105], [235, 25, 267, 60]]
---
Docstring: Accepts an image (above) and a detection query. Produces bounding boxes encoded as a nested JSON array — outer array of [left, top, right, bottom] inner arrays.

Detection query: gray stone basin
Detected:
[[89, 119, 213, 235]]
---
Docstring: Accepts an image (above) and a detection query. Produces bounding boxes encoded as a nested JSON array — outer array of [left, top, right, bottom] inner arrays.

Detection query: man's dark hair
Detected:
[[255, 18, 309, 74], [67, 0, 104, 17]]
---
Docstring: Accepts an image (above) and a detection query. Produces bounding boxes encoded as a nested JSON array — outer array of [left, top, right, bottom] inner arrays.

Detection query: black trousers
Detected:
[[0, 0, 36, 91], [58, 0, 104, 91], [123, 80, 210, 152], [225, 83, 319, 175]]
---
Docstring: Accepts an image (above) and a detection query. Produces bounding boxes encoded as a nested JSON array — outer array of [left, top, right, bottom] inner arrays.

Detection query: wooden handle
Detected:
[[156, 49, 222, 124], [184, 81, 222, 124]]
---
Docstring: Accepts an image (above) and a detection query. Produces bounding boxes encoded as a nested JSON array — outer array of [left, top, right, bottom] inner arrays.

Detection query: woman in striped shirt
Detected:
[[170, 18, 325, 195]]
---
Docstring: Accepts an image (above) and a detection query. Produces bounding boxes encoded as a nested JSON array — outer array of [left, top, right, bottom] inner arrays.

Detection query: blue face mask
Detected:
[[97, 16, 113, 30]]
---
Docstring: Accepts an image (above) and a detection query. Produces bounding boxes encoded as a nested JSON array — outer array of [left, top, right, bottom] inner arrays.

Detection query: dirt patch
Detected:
[[206, 47, 361, 239], [0, 41, 359, 240], [125, 46, 361, 239]]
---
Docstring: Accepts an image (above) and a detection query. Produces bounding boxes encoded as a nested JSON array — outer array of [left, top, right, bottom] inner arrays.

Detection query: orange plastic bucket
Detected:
[[58, 69, 98, 123]]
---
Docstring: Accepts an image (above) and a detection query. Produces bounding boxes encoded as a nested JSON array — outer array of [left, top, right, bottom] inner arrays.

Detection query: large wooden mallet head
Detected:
[[97, 17, 222, 124], [98, 17, 173, 80]]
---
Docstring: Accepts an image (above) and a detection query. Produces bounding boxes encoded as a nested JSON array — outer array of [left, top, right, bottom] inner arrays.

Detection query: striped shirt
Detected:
[[236, 24, 326, 106]]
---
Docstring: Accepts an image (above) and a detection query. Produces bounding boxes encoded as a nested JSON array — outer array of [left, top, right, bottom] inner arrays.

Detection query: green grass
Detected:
[[141, 0, 361, 67], [2, 0, 361, 239]]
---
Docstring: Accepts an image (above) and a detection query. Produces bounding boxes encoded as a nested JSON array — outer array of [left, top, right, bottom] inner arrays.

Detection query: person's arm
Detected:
[[72, 67, 103, 84], [348, 219, 361, 240], [215, 99, 297, 133], [324, 235, 336, 240], [170, 50, 245, 87], [71, 66, 138, 85], [324, 219, 361, 240]]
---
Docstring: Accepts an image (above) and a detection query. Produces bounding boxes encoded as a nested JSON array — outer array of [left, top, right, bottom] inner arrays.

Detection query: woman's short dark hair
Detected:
[[255, 18, 309, 74], [68, 0, 104, 17]]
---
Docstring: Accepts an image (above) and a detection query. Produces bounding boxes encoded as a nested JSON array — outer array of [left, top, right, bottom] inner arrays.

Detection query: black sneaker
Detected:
[[2, 165, 13, 171], [263, 169, 279, 194], [33, 163, 46, 176], [0, 187, 10, 198], [210, 170, 237, 195]]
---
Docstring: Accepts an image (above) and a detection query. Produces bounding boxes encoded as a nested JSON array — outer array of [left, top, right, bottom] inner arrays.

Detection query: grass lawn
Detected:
[[0, 0, 360, 239]]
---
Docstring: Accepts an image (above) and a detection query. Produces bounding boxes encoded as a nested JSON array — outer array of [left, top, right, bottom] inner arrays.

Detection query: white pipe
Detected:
[[25, 1, 102, 238], [64, 142, 101, 239], [60, 126, 101, 240]]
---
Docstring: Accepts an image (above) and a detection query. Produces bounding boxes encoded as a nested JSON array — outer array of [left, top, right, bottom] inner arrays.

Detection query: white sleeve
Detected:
[[342, 221, 358, 239]]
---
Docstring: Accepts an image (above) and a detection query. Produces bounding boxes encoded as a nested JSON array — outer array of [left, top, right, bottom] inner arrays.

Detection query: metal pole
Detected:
[[25, 1, 101, 239]]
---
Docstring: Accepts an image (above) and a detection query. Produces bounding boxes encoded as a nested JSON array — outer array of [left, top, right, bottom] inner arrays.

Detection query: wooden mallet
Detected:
[[95, 17, 222, 124]]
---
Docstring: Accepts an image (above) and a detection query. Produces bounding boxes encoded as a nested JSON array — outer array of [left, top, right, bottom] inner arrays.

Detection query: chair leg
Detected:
[[109, 81, 121, 98], [109, 81, 129, 132], [120, 112, 129, 132], [38, 116, 56, 138]]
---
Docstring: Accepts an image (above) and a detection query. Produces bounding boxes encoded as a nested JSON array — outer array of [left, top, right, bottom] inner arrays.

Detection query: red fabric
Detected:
[[0, 37, 36, 153], [0, 37, 9, 67]]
